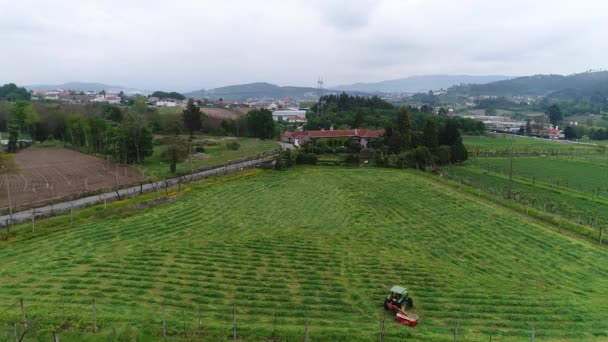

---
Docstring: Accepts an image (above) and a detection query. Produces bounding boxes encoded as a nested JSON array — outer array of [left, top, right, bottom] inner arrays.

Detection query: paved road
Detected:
[[0, 156, 275, 226]]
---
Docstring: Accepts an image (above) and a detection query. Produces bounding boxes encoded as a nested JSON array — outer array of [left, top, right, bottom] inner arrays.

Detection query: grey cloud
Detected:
[[0, 0, 607, 90], [320, 0, 379, 31]]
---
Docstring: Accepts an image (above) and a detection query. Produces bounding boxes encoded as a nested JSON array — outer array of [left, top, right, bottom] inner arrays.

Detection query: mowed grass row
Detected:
[[0, 168, 607, 340]]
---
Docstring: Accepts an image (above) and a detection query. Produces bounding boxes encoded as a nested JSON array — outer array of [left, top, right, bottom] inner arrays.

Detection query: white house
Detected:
[[91, 94, 120, 104], [272, 110, 307, 121], [156, 99, 178, 107]]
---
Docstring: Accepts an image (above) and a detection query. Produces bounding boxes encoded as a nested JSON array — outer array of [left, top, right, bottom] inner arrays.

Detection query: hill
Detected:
[[26, 81, 146, 94], [0, 168, 606, 340], [184, 82, 322, 101], [184, 82, 373, 101], [334, 75, 511, 93], [450, 71, 608, 98]]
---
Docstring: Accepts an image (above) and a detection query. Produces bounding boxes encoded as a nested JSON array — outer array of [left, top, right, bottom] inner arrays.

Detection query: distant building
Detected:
[[156, 99, 177, 107], [91, 94, 120, 104], [272, 110, 307, 121], [282, 128, 384, 148]]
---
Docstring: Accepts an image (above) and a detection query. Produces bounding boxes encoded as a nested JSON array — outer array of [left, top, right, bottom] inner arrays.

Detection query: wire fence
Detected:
[[0, 150, 279, 229], [0, 299, 542, 341], [434, 170, 605, 244]]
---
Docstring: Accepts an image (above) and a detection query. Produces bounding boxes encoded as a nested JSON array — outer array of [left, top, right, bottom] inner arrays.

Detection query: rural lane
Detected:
[[0, 155, 275, 226]]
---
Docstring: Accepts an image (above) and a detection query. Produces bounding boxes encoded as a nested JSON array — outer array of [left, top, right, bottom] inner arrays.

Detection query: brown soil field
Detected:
[[201, 107, 250, 119], [0, 148, 142, 211]]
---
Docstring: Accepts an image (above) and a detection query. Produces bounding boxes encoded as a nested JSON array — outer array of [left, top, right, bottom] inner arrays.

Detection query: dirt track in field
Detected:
[[0, 148, 142, 211]]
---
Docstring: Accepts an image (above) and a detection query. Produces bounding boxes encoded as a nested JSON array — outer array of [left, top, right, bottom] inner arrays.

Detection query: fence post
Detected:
[[31, 210, 35, 235], [13, 322, 17, 342], [20, 298, 27, 329], [379, 313, 384, 342], [272, 310, 277, 338], [305, 309, 309, 342], [233, 305, 237, 341], [162, 304, 166, 338], [454, 319, 459, 342], [93, 298, 97, 332], [54, 332, 59, 342], [531, 326, 535, 342]]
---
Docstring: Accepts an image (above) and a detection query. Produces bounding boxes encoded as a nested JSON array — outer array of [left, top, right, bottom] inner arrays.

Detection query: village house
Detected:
[[156, 98, 177, 107], [91, 94, 120, 104], [282, 128, 384, 148]]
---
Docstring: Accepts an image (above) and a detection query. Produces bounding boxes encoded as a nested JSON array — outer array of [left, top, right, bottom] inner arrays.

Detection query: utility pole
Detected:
[[508, 140, 514, 199], [189, 145, 194, 181], [5, 174, 13, 230]]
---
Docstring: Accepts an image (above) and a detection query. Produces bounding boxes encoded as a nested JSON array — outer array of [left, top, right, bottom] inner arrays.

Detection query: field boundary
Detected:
[[0, 152, 278, 227], [423, 170, 605, 247]]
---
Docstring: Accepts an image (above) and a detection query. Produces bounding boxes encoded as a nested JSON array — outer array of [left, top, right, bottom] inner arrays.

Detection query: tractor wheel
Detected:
[[405, 297, 413, 309], [383, 300, 390, 310]]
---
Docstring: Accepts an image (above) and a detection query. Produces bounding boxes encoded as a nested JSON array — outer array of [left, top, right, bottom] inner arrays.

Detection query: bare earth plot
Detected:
[[0, 148, 142, 211]]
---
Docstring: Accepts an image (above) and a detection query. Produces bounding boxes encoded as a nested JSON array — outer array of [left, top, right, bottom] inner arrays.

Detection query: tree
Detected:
[[451, 143, 468, 163], [7, 124, 18, 153], [151, 91, 185, 100], [438, 107, 448, 116], [545, 104, 563, 127], [24, 106, 40, 140], [440, 119, 461, 146], [160, 136, 189, 173], [422, 119, 439, 149], [107, 113, 153, 164], [412, 146, 433, 169], [10, 100, 30, 132], [133, 96, 148, 114], [247, 109, 275, 139], [420, 104, 434, 113], [525, 119, 532, 136], [102, 104, 123, 122], [182, 99, 202, 137], [563, 126, 579, 140], [0, 83, 30, 101], [397, 107, 412, 150], [354, 111, 364, 128]]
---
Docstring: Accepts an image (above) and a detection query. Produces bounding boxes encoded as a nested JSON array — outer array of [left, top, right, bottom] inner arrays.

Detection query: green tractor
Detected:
[[383, 285, 413, 312]]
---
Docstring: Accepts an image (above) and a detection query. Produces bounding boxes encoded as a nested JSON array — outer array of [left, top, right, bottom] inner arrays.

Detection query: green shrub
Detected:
[[194, 146, 205, 153], [342, 154, 360, 165], [226, 141, 240, 150], [295, 152, 318, 165]]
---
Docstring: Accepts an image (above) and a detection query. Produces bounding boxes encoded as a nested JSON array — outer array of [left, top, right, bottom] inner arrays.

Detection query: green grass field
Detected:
[[444, 161, 608, 229], [1, 168, 607, 341], [157, 107, 183, 115], [142, 136, 278, 180], [464, 135, 599, 154], [465, 157, 608, 195]]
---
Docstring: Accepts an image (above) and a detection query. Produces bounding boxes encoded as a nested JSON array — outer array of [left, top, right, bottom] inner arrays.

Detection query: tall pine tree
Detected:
[[182, 99, 202, 137]]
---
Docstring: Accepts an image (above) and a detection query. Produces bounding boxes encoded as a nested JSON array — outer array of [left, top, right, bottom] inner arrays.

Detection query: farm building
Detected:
[[272, 109, 307, 121], [282, 128, 384, 148]]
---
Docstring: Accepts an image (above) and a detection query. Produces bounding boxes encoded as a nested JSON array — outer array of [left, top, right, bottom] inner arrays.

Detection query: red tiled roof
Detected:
[[283, 129, 384, 140], [307, 129, 384, 139], [283, 131, 307, 139]]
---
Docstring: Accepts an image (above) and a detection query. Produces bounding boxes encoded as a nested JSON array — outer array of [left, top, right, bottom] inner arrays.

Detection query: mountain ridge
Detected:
[[334, 75, 513, 93]]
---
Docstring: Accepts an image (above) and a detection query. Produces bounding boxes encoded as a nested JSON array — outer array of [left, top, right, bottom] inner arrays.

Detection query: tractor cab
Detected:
[[384, 285, 413, 311]]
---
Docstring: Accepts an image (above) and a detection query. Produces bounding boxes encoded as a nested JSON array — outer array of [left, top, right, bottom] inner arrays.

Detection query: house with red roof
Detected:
[[282, 128, 384, 148]]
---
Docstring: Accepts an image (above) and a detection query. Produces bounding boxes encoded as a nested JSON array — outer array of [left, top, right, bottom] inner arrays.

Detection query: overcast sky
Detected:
[[1, 0, 607, 91]]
